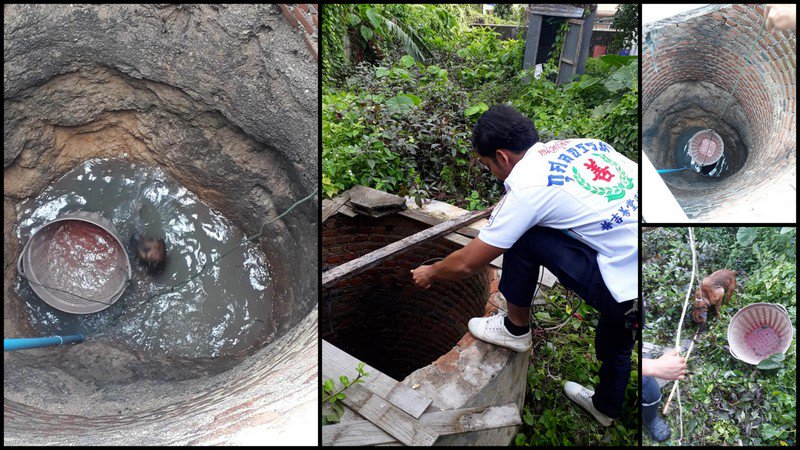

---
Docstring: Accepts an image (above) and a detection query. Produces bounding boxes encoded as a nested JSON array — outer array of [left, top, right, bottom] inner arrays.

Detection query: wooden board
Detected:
[[332, 380, 439, 446], [323, 403, 521, 446], [397, 208, 481, 238], [322, 207, 493, 288], [322, 192, 351, 223], [322, 340, 432, 419]]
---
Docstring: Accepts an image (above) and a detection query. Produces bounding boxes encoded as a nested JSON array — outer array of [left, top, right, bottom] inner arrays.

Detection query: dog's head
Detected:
[[693, 289, 709, 317], [693, 292, 709, 330]]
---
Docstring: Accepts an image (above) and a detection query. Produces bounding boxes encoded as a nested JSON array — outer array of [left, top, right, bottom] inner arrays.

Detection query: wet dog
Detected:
[[130, 233, 167, 275], [693, 269, 738, 331]]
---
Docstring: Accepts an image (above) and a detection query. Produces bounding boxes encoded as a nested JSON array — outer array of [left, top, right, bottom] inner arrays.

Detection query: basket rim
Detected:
[[727, 302, 794, 365], [21, 211, 131, 314]]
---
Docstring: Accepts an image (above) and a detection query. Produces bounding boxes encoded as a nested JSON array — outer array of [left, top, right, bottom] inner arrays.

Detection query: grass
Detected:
[[514, 285, 639, 446], [642, 227, 796, 446]]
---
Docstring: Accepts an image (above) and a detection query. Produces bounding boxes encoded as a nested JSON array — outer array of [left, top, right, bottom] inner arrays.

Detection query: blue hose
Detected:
[[4, 334, 84, 351], [657, 167, 689, 174]]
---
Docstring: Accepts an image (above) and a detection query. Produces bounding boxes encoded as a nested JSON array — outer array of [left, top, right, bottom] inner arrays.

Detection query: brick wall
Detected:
[[278, 4, 318, 60], [322, 214, 489, 381], [642, 4, 796, 219]]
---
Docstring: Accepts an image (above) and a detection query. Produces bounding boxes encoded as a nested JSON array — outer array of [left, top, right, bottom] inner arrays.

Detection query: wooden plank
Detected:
[[322, 340, 432, 419], [333, 381, 439, 446], [322, 191, 351, 223], [397, 209, 481, 238], [322, 207, 493, 288], [322, 403, 521, 446], [530, 4, 584, 18], [397, 210, 503, 268]]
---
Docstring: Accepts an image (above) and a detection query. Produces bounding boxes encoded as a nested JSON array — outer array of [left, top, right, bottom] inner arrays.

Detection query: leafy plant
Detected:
[[322, 362, 370, 425]]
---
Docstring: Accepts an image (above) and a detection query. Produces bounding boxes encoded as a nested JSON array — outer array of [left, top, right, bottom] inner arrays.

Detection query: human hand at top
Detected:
[[765, 4, 797, 33]]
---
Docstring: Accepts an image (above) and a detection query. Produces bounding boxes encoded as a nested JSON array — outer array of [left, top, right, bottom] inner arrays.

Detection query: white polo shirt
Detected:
[[478, 139, 638, 302]]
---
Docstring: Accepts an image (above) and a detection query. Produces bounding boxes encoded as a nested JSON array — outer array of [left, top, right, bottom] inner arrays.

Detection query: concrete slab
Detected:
[[348, 185, 406, 217]]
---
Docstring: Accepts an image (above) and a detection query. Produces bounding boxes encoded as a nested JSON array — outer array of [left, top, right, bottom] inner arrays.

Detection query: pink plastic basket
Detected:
[[688, 129, 724, 166], [727, 303, 794, 365]]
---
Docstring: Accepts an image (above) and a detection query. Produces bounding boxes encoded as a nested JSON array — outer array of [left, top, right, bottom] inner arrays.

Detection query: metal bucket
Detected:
[[727, 302, 794, 365], [688, 129, 724, 166], [17, 211, 131, 314]]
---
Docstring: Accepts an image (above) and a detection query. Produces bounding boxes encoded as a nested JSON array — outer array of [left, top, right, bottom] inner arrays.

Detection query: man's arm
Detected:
[[411, 237, 504, 289]]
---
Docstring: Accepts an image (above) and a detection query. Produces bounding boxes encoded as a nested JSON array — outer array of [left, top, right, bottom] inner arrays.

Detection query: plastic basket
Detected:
[[688, 129, 724, 166], [727, 302, 794, 365], [17, 211, 131, 314]]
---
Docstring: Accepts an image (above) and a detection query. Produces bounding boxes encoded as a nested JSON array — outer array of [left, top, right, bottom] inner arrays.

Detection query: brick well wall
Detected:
[[642, 4, 796, 220], [278, 4, 318, 60], [322, 214, 489, 381]]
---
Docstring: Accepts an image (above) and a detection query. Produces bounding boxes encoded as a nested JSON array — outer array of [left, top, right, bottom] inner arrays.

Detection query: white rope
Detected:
[[677, 384, 683, 443], [674, 227, 696, 349]]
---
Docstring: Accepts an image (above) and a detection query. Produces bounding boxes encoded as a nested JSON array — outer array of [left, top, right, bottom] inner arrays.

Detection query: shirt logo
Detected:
[[572, 153, 634, 202]]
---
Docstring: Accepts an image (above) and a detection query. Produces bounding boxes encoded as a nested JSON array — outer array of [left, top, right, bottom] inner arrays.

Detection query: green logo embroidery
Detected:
[[572, 153, 634, 202]]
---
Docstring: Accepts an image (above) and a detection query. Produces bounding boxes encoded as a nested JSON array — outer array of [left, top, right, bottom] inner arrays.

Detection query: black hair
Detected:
[[471, 104, 538, 159]]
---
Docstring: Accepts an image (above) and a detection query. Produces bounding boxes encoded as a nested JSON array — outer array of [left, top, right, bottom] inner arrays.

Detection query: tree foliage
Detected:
[[609, 4, 639, 53]]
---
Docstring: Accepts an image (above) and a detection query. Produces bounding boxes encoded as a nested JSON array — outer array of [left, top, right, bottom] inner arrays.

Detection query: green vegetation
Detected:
[[643, 227, 796, 446], [322, 3, 638, 209], [322, 362, 370, 425], [515, 286, 639, 446]]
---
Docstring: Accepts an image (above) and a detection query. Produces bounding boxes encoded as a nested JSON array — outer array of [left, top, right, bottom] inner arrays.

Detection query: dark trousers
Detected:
[[498, 226, 635, 419], [642, 375, 662, 406]]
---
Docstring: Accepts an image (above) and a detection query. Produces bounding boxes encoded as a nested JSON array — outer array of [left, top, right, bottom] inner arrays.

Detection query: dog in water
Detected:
[[130, 233, 167, 275], [693, 269, 738, 331]]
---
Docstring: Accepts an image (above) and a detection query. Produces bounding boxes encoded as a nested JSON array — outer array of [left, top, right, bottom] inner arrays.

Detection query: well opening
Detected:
[[642, 4, 796, 220], [321, 213, 489, 381], [5, 4, 317, 445]]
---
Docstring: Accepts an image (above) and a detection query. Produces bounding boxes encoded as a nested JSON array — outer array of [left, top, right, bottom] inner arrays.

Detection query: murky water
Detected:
[[15, 158, 274, 358]]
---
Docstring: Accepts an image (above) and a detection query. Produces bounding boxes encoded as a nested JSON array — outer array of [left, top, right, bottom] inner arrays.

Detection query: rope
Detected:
[[710, 20, 766, 133], [661, 227, 699, 444], [657, 12, 766, 174], [673, 227, 697, 349]]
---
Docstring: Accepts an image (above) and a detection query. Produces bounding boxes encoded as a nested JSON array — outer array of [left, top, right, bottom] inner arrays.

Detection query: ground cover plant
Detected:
[[643, 227, 796, 446], [515, 285, 639, 446]]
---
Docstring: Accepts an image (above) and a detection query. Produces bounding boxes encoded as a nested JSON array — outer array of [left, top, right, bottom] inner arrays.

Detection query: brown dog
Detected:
[[130, 233, 167, 274], [693, 269, 737, 330]]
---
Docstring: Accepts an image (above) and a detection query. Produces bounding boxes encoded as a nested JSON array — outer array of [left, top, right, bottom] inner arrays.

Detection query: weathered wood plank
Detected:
[[322, 340, 432, 419], [322, 207, 493, 288], [334, 381, 439, 446], [322, 403, 521, 446], [397, 208, 481, 238], [322, 191, 351, 223]]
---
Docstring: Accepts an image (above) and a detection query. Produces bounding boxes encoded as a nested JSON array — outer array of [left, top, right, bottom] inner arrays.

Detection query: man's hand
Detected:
[[411, 264, 436, 289], [410, 237, 505, 289], [765, 4, 797, 33], [643, 348, 688, 380]]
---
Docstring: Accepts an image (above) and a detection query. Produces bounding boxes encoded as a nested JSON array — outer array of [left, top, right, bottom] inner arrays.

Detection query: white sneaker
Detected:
[[468, 313, 532, 353], [563, 381, 613, 426]]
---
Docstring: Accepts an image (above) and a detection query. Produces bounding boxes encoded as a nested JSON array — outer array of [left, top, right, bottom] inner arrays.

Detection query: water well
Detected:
[[322, 211, 528, 446], [642, 4, 796, 221], [4, 4, 317, 445]]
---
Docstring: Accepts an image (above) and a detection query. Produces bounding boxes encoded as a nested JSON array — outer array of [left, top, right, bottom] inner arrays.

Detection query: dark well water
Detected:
[[15, 159, 275, 358]]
